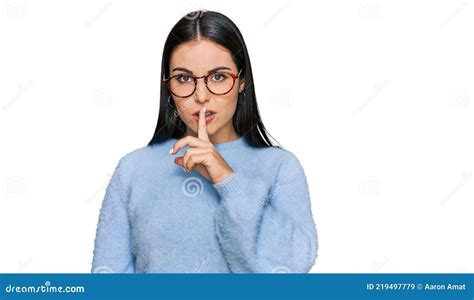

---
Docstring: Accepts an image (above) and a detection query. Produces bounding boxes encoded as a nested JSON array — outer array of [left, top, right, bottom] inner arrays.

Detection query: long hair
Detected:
[[148, 10, 278, 148]]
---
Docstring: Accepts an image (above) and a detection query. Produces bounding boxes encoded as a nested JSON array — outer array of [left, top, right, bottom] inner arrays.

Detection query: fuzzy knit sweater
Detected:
[[91, 136, 318, 273]]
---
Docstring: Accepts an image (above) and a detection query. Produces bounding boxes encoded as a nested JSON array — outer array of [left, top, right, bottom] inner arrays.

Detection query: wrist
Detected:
[[214, 168, 234, 185]]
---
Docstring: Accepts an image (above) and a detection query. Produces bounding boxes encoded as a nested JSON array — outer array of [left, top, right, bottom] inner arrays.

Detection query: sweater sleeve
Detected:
[[212, 152, 318, 273], [91, 159, 136, 273]]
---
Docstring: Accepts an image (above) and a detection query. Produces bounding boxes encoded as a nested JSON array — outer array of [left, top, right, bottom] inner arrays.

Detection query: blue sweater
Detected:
[[91, 137, 318, 273]]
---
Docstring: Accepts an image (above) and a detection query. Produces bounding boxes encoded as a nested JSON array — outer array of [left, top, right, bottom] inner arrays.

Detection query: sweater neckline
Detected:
[[170, 136, 245, 151], [212, 136, 245, 150]]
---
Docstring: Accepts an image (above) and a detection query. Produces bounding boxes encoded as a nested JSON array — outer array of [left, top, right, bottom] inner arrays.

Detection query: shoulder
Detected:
[[113, 140, 175, 180], [251, 145, 304, 172], [257, 146, 309, 198]]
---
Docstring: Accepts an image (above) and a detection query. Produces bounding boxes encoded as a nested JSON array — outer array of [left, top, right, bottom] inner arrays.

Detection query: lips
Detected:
[[192, 109, 217, 122], [192, 109, 216, 117]]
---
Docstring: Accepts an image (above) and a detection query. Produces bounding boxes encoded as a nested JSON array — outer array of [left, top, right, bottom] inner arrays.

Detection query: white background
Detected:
[[0, 0, 473, 273]]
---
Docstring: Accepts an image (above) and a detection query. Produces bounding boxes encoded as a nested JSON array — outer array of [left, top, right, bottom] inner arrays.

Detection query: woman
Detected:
[[91, 10, 318, 273]]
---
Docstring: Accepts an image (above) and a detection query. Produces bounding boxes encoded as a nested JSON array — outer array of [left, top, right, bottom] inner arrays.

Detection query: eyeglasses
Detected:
[[163, 69, 242, 98]]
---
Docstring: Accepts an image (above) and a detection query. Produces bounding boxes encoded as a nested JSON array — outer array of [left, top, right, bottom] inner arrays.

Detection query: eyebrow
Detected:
[[171, 66, 232, 74]]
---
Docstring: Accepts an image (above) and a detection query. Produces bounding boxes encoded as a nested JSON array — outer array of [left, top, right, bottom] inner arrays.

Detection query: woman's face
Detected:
[[169, 39, 244, 140]]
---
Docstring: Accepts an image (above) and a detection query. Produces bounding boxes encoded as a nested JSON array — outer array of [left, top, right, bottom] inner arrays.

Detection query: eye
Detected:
[[175, 74, 193, 83], [210, 73, 228, 82]]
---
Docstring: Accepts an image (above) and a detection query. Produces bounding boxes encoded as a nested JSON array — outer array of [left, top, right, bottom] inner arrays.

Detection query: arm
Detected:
[[213, 153, 318, 273], [91, 159, 135, 273]]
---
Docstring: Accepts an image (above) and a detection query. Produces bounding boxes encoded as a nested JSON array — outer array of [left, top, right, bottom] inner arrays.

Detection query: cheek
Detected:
[[217, 96, 238, 121], [174, 99, 194, 120]]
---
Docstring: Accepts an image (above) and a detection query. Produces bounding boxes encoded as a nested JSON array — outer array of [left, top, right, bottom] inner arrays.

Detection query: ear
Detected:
[[238, 78, 245, 93]]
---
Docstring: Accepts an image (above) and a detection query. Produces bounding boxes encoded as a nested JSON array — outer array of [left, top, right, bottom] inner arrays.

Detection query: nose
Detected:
[[194, 77, 210, 104]]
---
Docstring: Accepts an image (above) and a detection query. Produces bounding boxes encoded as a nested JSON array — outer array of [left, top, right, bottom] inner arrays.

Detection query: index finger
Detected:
[[170, 136, 208, 154], [198, 107, 210, 141]]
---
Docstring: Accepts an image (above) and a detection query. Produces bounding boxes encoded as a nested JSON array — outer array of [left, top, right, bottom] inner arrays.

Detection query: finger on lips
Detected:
[[198, 107, 210, 141], [169, 106, 212, 173]]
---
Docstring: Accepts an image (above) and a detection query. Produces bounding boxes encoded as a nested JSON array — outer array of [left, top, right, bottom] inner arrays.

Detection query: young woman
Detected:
[[92, 10, 318, 273]]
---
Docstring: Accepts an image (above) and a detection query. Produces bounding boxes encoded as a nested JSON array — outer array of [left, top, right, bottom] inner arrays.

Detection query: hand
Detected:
[[170, 107, 234, 185]]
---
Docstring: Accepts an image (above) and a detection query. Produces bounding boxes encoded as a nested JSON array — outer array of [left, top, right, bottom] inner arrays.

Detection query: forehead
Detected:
[[170, 39, 237, 72]]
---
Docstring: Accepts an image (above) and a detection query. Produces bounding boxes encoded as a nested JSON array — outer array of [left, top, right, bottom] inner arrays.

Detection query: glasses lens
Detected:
[[169, 75, 195, 97], [207, 73, 235, 95], [168, 72, 236, 97]]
